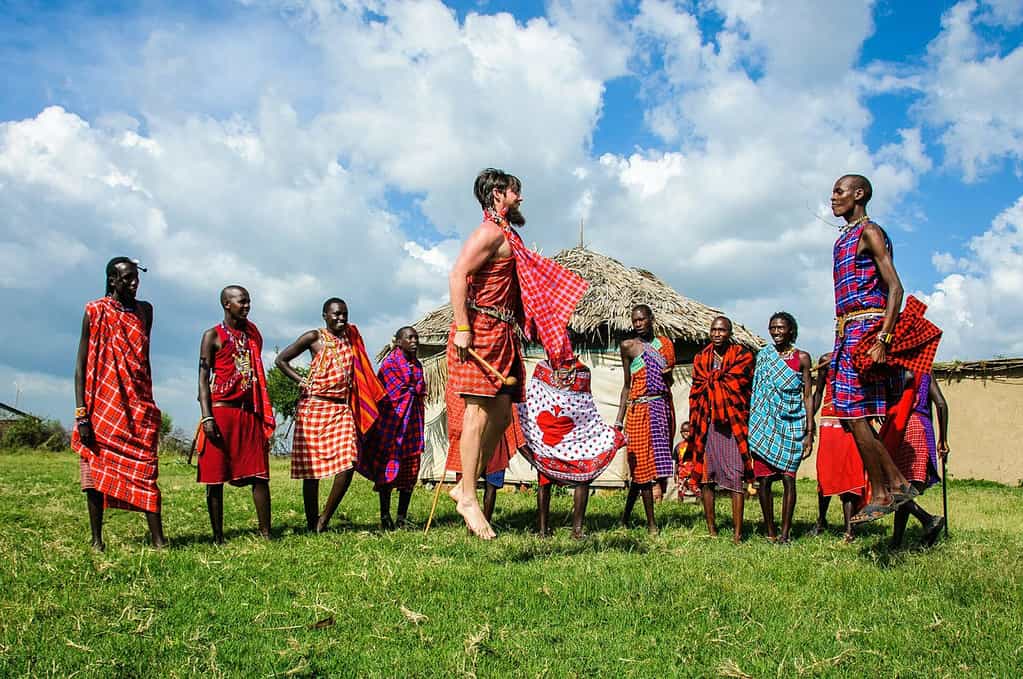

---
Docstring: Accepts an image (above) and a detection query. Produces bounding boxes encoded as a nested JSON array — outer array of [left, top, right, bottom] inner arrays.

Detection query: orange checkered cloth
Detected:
[[71, 297, 161, 513], [291, 328, 360, 479]]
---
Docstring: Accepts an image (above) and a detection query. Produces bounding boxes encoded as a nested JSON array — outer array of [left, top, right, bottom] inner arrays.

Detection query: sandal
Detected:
[[850, 500, 897, 524], [923, 516, 946, 547], [891, 485, 920, 508]]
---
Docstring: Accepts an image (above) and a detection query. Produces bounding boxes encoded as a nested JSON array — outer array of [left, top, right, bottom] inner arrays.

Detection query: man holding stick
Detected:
[[446, 168, 587, 539]]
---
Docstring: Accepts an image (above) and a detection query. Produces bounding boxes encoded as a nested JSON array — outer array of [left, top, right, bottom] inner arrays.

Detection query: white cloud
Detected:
[[918, 194, 1023, 359], [917, 0, 1023, 181]]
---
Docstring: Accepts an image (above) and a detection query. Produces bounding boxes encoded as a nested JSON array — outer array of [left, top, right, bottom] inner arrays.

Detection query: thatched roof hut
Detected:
[[384, 246, 763, 405], [394, 246, 761, 354]]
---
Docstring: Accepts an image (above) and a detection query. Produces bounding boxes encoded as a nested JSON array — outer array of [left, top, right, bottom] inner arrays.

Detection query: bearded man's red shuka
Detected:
[[72, 297, 162, 513]]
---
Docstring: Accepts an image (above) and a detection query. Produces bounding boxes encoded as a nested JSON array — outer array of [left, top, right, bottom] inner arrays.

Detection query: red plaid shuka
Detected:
[[445, 392, 522, 475], [358, 347, 425, 491], [71, 297, 161, 513], [488, 208, 588, 368], [292, 329, 359, 479], [852, 295, 942, 379], [688, 343, 755, 483]]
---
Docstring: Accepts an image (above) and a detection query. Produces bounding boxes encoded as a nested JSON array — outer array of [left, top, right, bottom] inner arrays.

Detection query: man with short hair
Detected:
[[615, 304, 676, 535], [748, 312, 814, 544], [829, 174, 913, 521], [196, 286, 276, 542], [689, 316, 754, 544], [446, 168, 587, 539], [73, 257, 167, 550], [276, 298, 385, 532]]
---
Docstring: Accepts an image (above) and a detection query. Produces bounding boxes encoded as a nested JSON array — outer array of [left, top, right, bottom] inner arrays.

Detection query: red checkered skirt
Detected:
[[291, 397, 358, 479], [893, 413, 930, 484]]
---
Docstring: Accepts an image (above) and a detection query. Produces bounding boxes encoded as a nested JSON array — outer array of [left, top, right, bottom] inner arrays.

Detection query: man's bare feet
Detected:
[[732, 534, 742, 545], [450, 486, 495, 539], [647, 525, 660, 537], [90, 540, 105, 552], [842, 532, 855, 543], [571, 529, 587, 540]]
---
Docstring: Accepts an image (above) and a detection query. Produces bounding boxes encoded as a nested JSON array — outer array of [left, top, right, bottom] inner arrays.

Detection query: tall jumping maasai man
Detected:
[[829, 174, 913, 521], [276, 298, 385, 532], [748, 312, 814, 544], [73, 257, 167, 550], [197, 286, 276, 543], [447, 168, 587, 539]]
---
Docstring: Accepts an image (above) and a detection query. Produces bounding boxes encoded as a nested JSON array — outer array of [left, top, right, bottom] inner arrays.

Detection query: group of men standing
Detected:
[[71, 170, 949, 549]]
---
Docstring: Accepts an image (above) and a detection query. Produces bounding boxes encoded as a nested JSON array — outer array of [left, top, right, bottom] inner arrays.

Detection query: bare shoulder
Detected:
[[475, 219, 506, 246]]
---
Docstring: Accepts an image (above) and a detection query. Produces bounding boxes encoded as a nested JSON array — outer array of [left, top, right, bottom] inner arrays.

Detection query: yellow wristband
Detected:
[[456, 325, 470, 332], [74, 406, 88, 418]]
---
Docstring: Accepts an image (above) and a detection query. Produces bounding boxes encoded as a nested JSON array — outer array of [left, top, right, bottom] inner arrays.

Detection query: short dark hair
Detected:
[[631, 304, 653, 318], [395, 325, 416, 339], [220, 285, 248, 306], [474, 168, 521, 210], [769, 311, 798, 342], [104, 256, 136, 294], [322, 297, 347, 314], [841, 174, 873, 205], [711, 315, 733, 331]]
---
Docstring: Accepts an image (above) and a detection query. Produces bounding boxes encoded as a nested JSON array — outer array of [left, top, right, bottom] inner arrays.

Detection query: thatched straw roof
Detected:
[[399, 246, 763, 351]]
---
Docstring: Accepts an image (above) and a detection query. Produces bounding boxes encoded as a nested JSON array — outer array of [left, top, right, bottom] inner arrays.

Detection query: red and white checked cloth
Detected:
[[488, 209, 588, 368], [71, 297, 162, 513], [291, 329, 359, 479]]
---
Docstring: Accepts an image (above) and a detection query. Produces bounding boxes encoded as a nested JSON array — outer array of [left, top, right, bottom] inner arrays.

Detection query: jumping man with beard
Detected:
[[446, 168, 588, 539]]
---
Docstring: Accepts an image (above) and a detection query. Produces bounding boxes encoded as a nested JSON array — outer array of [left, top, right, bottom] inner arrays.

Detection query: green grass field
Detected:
[[1, 449, 1021, 677]]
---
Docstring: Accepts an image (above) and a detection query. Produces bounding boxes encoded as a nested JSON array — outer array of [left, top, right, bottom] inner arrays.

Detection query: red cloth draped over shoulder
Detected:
[[195, 321, 276, 454], [345, 324, 387, 435], [688, 343, 755, 482], [71, 297, 162, 513], [852, 295, 942, 379]]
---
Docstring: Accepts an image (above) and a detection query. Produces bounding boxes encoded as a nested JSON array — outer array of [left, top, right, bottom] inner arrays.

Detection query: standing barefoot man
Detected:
[[447, 168, 587, 539], [275, 298, 385, 532], [196, 286, 276, 542], [73, 257, 167, 550]]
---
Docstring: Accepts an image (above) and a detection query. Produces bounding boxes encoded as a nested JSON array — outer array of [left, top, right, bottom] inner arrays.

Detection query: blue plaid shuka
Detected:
[[747, 346, 806, 474]]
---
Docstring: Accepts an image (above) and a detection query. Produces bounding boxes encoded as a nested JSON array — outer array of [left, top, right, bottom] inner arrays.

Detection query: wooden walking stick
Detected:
[[467, 348, 518, 387], [424, 474, 447, 535], [941, 455, 949, 537]]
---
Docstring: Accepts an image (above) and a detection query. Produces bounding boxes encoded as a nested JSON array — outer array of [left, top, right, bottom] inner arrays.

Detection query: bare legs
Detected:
[[846, 418, 909, 507], [206, 478, 271, 543], [538, 483, 592, 539], [890, 481, 944, 548], [85, 489, 167, 550], [757, 476, 797, 543], [310, 470, 354, 532], [701, 484, 744, 543], [815, 492, 858, 541], [450, 394, 511, 540], [379, 488, 413, 529], [621, 482, 658, 535]]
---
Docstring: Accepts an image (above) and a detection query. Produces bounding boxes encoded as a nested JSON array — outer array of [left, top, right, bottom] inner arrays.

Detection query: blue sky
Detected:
[[1, 0, 1022, 429]]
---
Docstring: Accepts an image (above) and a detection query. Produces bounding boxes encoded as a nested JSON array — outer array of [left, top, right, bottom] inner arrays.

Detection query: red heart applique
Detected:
[[536, 406, 575, 447]]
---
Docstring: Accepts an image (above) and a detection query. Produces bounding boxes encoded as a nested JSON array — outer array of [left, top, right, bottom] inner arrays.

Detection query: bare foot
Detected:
[[380, 515, 395, 531], [151, 539, 169, 550], [732, 534, 742, 545], [842, 532, 855, 543], [571, 529, 587, 540], [647, 525, 660, 537], [91, 540, 105, 553], [451, 486, 495, 539], [316, 516, 330, 533]]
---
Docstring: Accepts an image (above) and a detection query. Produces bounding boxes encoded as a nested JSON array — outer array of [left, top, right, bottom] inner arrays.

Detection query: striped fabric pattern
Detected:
[[688, 343, 755, 483]]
